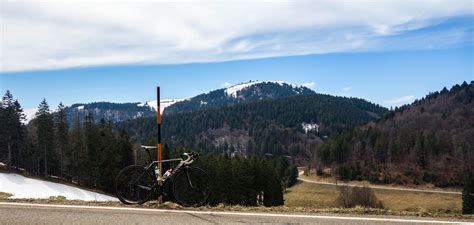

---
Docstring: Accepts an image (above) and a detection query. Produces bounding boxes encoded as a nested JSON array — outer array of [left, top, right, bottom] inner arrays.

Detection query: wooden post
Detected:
[[157, 86, 163, 204]]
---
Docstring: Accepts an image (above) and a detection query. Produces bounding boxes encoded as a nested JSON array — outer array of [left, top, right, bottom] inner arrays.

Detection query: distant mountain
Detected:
[[25, 99, 185, 124], [315, 81, 474, 187], [119, 92, 388, 161], [25, 81, 313, 124], [164, 81, 314, 114], [65, 102, 155, 124]]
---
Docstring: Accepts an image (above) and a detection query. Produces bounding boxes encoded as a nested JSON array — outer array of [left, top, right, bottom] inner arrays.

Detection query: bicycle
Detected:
[[115, 146, 211, 207]]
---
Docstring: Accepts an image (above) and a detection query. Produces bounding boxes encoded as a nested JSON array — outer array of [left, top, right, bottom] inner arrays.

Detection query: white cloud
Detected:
[[343, 86, 352, 92], [301, 82, 315, 89], [385, 95, 415, 105], [222, 82, 232, 88], [0, 0, 472, 72]]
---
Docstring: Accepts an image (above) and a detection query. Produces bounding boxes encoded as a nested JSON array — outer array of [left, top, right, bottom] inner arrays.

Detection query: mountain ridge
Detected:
[[314, 81, 473, 187], [163, 80, 315, 114]]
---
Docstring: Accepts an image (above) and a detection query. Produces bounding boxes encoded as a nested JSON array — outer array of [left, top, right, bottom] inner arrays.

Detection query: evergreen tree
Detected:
[[0, 91, 24, 170], [35, 98, 55, 176], [286, 165, 299, 187], [84, 113, 99, 186], [69, 116, 87, 184], [55, 102, 69, 178], [463, 172, 474, 214]]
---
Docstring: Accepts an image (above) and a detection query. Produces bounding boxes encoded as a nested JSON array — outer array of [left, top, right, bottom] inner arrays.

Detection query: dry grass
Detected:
[[285, 180, 462, 215], [300, 172, 462, 193], [285, 181, 339, 208], [375, 188, 460, 213], [0, 192, 13, 199]]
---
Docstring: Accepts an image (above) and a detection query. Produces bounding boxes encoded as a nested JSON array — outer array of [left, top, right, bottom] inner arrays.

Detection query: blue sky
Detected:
[[1, 46, 472, 110], [0, 1, 473, 110]]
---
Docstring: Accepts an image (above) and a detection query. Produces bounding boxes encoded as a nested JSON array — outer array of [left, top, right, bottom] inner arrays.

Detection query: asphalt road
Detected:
[[0, 202, 471, 225]]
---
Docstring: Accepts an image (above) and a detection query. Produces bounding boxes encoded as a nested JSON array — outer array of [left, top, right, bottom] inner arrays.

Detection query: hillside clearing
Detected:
[[285, 181, 461, 214]]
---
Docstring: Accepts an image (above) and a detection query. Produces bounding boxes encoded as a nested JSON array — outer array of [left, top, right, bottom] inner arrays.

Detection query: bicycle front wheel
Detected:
[[115, 165, 154, 205], [172, 167, 210, 207]]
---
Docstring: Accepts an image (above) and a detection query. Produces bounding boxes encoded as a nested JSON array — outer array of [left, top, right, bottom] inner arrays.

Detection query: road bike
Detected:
[[115, 146, 211, 207]]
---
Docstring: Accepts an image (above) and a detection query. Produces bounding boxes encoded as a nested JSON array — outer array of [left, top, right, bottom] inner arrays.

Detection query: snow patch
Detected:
[[140, 99, 186, 114], [224, 80, 302, 98], [23, 108, 38, 124], [225, 81, 265, 98], [0, 172, 117, 201], [76, 105, 85, 110]]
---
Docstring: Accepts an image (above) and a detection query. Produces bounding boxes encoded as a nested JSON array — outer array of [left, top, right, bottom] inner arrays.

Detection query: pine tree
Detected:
[[55, 102, 69, 178], [1, 91, 15, 170], [70, 116, 87, 184], [0, 91, 25, 171], [12, 100, 25, 170], [84, 113, 99, 186], [35, 98, 55, 176]]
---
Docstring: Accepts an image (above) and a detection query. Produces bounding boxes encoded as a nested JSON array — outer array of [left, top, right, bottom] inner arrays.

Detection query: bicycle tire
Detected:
[[171, 166, 211, 207], [115, 165, 154, 205]]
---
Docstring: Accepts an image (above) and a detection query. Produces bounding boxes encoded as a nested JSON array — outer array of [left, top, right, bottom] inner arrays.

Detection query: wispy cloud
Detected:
[[1, 1, 472, 72], [343, 86, 352, 92], [302, 82, 315, 89], [385, 95, 415, 105]]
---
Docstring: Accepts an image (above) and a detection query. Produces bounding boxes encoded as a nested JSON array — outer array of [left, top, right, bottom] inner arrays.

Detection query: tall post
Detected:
[[156, 86, 163, 204]]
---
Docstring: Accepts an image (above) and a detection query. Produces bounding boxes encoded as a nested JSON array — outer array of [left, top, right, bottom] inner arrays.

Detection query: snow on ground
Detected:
[[140, 99, 186, 114], [0, 173, 117, 201], [224, 80, 300, 98], [224, 81, 264, 98]]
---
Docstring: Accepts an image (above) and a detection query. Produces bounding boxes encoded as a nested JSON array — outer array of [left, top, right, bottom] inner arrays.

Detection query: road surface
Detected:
[[0, 202, 471, 224]]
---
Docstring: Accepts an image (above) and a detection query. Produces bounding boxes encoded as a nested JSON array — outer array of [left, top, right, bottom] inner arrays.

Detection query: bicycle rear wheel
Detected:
[[172, 167, 210, 207], [115, 165, 155, 205]]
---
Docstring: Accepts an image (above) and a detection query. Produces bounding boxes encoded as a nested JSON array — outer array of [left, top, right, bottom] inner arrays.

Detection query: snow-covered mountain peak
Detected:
[[224, 80, 303, 98], [225, 81, 265, 98]]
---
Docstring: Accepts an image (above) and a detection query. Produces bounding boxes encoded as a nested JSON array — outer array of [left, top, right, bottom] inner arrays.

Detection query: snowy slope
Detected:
[[224, 81, 264, 97], [23, 108, 38, 124], [139, 99, 186, 114], [0, 173, 117, 201], [224, 80, 299, 98]]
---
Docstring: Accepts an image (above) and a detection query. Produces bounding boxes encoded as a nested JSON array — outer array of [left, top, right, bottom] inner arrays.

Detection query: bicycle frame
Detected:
[[144, 155, 195, 189]]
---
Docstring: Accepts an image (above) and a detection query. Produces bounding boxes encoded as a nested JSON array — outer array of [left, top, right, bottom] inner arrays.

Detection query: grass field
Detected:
[[284, 181, 462, 214]]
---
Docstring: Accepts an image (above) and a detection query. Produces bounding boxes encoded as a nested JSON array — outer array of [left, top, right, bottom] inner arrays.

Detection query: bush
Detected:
[[337, 184, 384, 209], [462, 172, 474, 214]]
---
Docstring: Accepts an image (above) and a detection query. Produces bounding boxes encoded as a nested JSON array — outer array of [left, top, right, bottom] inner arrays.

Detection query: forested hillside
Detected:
[[0, 92, 290, 206], [66, 102, 155, 124], [315, 81, 474, 187], [120, 93, 387, 161], [164, 81, 314, 114]]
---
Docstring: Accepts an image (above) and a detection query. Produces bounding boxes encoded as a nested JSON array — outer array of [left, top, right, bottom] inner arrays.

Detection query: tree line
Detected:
[[0, 91, 291, 206], [167, 149, 295, 206], [0, 92, 134, 193]]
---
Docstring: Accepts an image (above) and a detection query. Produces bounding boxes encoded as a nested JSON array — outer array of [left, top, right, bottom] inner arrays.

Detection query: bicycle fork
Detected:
[[185, 169, 194, 189]]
